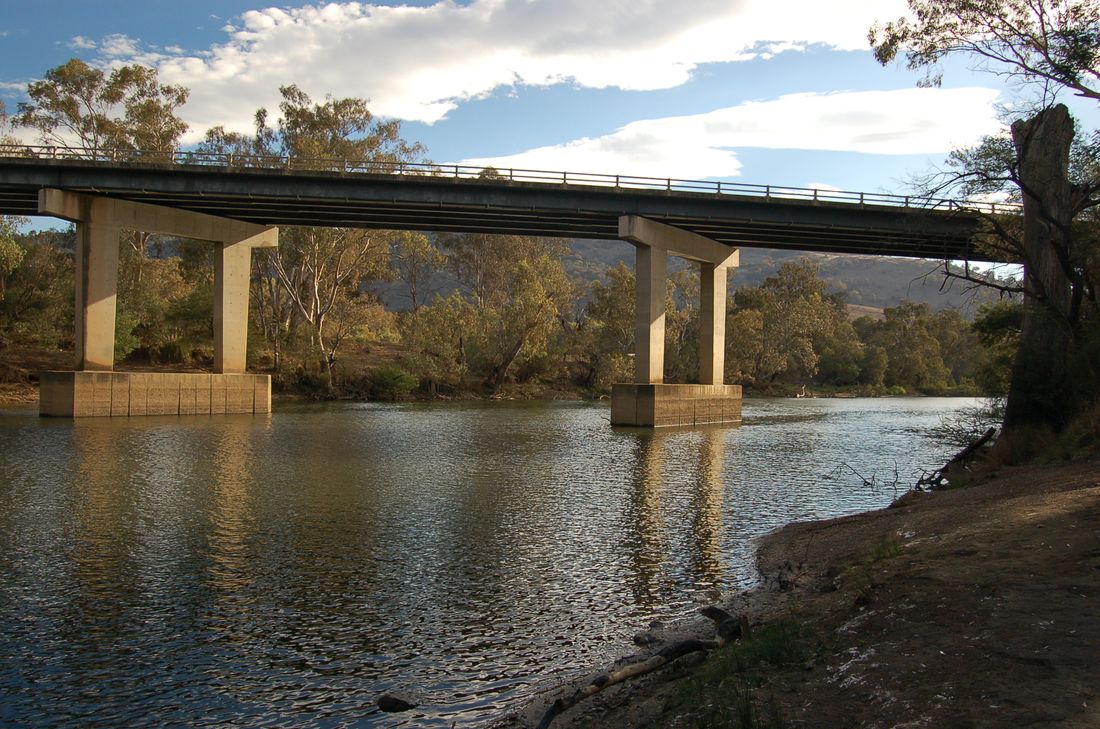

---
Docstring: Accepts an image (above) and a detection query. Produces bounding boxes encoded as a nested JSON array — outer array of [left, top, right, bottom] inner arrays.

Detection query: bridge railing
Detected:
[[0, 143, 1021, 215]]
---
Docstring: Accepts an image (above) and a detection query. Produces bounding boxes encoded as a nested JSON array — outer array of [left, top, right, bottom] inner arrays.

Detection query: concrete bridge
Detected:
[[0, 150, 1001, 424]]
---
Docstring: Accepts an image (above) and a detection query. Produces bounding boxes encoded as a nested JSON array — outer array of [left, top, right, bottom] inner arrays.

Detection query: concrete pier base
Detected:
[[610, 383, 743, 427], [39, 371, 271, 418]]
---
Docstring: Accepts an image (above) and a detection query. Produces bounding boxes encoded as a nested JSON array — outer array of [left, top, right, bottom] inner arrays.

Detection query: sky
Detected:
[[2, 0, 1098, 210]]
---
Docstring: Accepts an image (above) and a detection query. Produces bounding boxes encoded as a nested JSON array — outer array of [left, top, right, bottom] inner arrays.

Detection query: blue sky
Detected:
[[2, 1, 1098, 200]]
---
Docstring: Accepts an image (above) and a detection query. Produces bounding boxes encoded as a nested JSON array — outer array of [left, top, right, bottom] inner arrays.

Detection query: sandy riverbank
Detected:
[[503, 457, 1100, 728], [0, 382, 37, 408]]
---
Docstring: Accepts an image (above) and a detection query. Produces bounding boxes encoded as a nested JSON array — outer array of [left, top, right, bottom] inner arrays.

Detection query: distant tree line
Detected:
[[0, 216, 1016, 400]]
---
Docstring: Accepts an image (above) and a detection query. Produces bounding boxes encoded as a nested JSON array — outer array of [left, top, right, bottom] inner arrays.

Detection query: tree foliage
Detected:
[[714, 259, 993, 395], [200, 84, 424, 168], [392, 231, 445, 310], [200, 85, 426, 389], [576, 262, 636, 388], [0, 228, 74, 349], [872, 0, 1100, 446], [15, 58, 189, 153], [406, 233, 575, 392], [871, 0, 1100, 100], [0, 217, 26, 300], [727, 260, 842, 384]]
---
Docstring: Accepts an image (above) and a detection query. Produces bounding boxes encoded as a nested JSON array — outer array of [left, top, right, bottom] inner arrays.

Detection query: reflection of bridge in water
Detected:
[[0, 151, 1005, 424]]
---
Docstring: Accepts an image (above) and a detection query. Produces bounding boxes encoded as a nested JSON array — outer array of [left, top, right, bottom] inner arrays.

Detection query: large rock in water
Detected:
[[377, 693, 418, 713]]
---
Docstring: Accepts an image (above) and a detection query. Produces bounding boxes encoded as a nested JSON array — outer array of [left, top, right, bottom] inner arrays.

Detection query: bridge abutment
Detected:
[[612, 216, 742, 427], [36, 190, 278, 417]]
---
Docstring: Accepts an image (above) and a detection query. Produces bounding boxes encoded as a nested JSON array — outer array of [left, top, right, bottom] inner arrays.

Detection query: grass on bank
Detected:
[[663, 539, 909, 729], [658, 620, 817, 729]]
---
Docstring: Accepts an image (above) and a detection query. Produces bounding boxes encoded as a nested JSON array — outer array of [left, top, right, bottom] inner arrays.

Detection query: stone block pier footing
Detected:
[[610, 383, 743, 427], [39, 371, 271, 417]]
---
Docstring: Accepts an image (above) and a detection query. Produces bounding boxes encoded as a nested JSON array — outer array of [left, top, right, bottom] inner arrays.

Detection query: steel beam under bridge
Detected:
[[0, 156, 993, 261]]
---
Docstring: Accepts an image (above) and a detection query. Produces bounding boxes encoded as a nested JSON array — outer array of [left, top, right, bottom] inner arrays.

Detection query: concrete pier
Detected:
[[73, 220, 122, 372], [39, 372, 271, 417], [35, 189, 278, 417], [610, 383, 743, 427], [612, 216, 742, 427]]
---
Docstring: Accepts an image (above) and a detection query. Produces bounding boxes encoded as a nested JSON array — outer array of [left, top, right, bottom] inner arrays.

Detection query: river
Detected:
[[0, 397, 976, 727]]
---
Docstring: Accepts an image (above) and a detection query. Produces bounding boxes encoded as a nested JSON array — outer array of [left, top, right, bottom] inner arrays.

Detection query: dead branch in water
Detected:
[[827, 461, 901, 496]]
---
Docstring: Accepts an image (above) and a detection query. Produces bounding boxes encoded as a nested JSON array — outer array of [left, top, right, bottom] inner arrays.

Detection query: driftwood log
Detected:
[[535, 606, 743, 729], [917, 426, 997, 491]]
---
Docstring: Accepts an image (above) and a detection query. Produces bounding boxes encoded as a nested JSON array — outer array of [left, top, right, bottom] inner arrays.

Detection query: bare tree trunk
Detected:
[[1003, 104, 1078, 442], [484, 335, 527, 392]]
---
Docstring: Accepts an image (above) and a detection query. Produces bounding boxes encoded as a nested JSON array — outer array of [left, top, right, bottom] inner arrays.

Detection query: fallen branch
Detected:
[[827, 461, 901, 496], [917, 426, 997, 491]]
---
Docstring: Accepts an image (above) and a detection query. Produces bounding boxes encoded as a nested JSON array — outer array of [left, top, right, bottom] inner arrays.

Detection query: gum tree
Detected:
[[871, 0, 1100, 451], [199, 86, 426, 388], [16, 58, 188, 155]]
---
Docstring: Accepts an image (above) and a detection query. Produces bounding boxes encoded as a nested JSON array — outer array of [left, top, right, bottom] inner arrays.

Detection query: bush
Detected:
[[155, 339, 188, 364], [367, 365, 418, 401]]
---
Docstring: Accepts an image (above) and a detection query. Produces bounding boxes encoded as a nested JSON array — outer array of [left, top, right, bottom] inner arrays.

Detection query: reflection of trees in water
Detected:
[[623, 428, 729, 609]]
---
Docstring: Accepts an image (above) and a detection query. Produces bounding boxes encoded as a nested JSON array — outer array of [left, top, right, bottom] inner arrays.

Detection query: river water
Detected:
[[0, 397, 975, 727]]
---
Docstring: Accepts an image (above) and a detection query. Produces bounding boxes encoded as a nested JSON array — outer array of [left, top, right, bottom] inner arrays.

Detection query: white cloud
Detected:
[[99, 34, 141, 58], [69, 35, 97, 50], [459, 87, 1004, 179], [63, 0, 910, 140]]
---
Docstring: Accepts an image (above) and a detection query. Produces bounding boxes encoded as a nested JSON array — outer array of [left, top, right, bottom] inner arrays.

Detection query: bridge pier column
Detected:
[[611, 216, 742, 427], [214, 240, 255, 374], [634, 244, 667, 383], [699, 261, 728, 386], [73, 221, 121, 371], [36, 189, 278, 417]]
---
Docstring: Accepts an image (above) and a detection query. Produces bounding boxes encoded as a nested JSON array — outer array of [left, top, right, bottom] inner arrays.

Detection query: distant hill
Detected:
[[566, 239, 1010, 314], [375, 237, 1015, 317]]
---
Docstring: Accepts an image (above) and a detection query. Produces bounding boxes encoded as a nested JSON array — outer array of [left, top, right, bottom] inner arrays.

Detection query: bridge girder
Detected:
[[0, 157, 994, 261]]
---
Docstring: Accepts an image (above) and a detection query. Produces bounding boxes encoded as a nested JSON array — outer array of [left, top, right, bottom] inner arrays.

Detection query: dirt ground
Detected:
[[505, 457, 1100, 729], [0, 344, 63, 407]]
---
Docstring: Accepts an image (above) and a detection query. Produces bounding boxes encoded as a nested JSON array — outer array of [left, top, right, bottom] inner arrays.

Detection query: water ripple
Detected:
[[0, 398, 975, 726]]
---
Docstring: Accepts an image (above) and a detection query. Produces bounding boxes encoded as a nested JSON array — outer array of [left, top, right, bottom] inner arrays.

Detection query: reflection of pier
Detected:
[[624, 428, 728, 607], [69, 424, 139, 636], [691, 429, 726, 592], [207, 419, 258, 595]]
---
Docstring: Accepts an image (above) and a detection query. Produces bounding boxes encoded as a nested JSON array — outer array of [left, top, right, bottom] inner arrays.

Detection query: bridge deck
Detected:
[[0, 155, 996, 260]]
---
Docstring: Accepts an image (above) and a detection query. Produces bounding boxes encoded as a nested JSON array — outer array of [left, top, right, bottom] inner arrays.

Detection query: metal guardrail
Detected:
[[0, 144, 1021, 215]]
